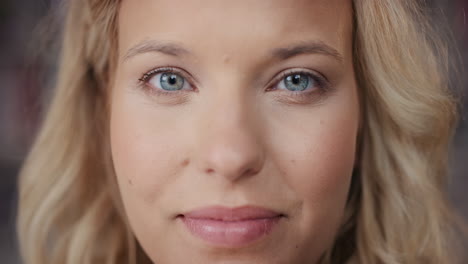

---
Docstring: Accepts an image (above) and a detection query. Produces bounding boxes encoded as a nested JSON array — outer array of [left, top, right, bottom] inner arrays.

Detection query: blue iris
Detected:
[[283, 74, 311, 91], [160, 73, 185, 91]]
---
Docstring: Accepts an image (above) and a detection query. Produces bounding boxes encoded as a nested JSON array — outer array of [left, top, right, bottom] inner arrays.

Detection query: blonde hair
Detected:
[[17, 0, 466, 263]]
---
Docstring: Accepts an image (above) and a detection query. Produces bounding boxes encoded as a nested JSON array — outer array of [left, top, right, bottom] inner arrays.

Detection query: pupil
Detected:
[[292, 75, 301, 85], [169, 75, 177, 85]]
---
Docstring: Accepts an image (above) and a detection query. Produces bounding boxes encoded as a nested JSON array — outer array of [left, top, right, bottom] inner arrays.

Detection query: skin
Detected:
[[110, 0, 359, 263]]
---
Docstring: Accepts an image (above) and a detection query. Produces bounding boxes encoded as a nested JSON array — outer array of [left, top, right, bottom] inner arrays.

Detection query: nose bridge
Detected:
[[194, 87, 265, 183]]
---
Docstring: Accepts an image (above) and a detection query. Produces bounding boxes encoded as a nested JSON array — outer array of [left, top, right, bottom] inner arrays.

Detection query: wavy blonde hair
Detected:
[[17, 0, 466, 263]]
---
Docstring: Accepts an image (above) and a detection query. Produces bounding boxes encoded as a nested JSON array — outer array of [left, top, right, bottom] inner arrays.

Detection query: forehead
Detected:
[[118, 0, 353, 61]]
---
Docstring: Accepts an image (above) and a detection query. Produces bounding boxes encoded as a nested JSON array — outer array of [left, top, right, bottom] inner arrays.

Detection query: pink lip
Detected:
[[179, 206, 284, 247]]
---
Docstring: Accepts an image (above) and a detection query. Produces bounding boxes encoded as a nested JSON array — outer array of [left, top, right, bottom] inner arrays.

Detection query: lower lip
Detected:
[[180, 216, 281, 247]]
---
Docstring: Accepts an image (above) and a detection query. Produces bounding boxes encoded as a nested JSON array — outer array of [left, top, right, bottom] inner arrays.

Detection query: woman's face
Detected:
[[110, 0, 359, 263]]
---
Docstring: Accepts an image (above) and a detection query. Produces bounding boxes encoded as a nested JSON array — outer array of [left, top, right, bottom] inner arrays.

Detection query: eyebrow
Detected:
[[123, 40, 190, 61], [271, 41, 343, 63], [123, 39, 343, 63]]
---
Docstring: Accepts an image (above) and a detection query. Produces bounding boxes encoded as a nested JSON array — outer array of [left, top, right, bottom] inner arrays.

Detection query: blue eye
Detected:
[[151, 72, 186, 91], [280, 73, 315, 92], [138, 67, 193, 94]]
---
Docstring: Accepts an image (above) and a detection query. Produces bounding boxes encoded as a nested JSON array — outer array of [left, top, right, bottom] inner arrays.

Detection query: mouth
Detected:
[[177, 205, 286, 248]]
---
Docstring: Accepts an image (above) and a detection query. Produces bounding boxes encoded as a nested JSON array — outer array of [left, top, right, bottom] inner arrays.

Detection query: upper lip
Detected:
[[180, 205, 285, 221]]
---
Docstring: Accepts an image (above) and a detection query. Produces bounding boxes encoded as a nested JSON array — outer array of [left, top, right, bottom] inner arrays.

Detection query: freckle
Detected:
[[128, 179, 133, 186], [222, 55, 231, 64], [290, 159, 296, 164]]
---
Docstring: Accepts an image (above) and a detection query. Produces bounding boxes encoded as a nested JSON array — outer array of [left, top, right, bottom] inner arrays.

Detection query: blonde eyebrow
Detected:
[[123, 40, 191, 62], [271, 41, 343, 63]]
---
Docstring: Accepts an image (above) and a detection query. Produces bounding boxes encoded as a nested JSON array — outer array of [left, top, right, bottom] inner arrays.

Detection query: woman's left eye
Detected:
[[276, 72, 320, 93]]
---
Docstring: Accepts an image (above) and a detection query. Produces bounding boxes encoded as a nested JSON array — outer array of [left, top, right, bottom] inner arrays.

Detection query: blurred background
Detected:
[[0, 0, 467, 263]]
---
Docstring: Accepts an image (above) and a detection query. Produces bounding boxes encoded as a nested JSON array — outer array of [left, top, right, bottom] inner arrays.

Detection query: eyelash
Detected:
[[137, 66, 330, 101]]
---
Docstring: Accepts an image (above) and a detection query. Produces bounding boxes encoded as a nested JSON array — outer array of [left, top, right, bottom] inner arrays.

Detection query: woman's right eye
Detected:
[[139, 68, 193, 95]]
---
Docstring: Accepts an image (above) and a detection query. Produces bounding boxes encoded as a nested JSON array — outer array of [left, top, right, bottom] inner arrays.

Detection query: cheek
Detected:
[[283, 121, 356, 201], [111, 123, 175, 201], [109, 89, 186, 222], [267, 88, 358, 253]]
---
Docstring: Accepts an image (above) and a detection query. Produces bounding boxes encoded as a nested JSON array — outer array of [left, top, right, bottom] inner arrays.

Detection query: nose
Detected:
[[193, 96, 265, 183]]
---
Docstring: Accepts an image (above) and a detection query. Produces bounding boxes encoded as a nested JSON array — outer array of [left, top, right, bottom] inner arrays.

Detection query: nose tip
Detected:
[[202, 142, 264, 182], [196, 118, 265, 183]]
